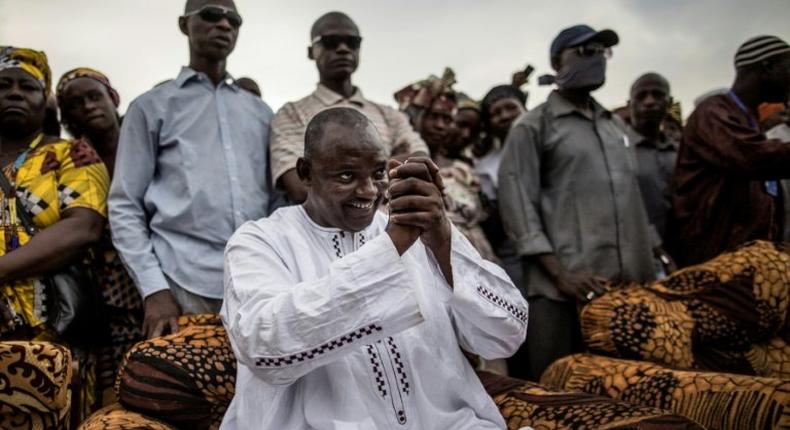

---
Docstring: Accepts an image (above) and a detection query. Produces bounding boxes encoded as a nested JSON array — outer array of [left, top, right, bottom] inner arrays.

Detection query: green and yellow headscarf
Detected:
[[0, 46, 52, 96]]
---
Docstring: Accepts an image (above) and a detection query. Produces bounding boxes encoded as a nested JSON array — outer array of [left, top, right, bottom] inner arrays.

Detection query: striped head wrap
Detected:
[[456, 92, 480, 112], [394, 67, 457, 112], [734, 35, 790, 68], [56, 67, 120, 107], [0, 46, 51, 95]]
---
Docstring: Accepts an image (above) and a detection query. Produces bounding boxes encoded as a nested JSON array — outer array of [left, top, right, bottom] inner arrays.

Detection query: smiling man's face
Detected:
[[299, 121, 388, 232]]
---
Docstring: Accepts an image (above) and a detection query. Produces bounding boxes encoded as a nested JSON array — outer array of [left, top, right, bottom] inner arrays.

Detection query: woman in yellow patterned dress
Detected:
[[0, 47, 109, 413]]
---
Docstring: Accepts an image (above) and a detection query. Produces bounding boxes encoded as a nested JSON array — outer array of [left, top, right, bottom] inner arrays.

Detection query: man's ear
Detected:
[[307, 45, 315, 60], [296, 157, 312, 185], [179, 16, 189, 36]]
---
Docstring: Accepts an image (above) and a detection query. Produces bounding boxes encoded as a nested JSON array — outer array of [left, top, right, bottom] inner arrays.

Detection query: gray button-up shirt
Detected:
[[109, 67, 275, 300], [626, 126, 677, 244], [498, 91, 657, 301]]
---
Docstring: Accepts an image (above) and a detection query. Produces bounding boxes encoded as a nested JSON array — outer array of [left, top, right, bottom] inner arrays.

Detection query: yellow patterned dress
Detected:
[[0, 136, 109, 335], [0, 135, 109, 415]]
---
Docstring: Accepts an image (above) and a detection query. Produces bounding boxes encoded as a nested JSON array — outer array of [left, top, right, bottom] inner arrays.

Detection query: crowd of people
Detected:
[[1, 0, 790, 428]]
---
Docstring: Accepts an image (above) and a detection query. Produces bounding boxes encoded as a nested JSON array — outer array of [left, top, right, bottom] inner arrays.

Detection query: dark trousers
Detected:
[[507, 296, 583, 382]]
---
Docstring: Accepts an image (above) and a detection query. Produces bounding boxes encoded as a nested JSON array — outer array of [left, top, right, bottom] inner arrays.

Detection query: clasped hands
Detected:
[[385, 156, 451, 256]]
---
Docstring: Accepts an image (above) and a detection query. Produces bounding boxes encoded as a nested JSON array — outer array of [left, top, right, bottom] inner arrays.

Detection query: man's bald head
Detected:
[[185, 0, 237, 14], [299, 107, 387, 233], [310, 11, 359, 39], [304, 107, 381, 161], [630, 72, 670, 98]]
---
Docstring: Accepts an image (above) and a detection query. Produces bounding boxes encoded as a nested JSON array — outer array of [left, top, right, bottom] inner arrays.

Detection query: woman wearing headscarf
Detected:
[[475, 85, 528, 285], [475, 85, 527, 203], [453, 92, 483, 162], [0, 46, 110, 413], [395, 70, 499, 263], [57, 67, 143, 403]]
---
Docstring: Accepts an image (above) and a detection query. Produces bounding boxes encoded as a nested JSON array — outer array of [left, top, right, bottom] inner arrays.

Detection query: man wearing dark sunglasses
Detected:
[[270, 11, 428, 203], [498, 24, 660, 380], [109, 0, 278, 340]]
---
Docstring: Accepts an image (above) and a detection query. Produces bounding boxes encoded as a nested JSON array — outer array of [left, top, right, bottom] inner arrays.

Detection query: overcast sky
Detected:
[[2, 0, 789, 117]]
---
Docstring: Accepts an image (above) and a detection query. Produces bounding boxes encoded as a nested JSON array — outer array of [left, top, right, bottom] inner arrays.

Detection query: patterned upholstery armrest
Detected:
[[103, 316, 707, 430], [580, 240, 790, 377], [0, 341, 73, 430], [478, 370, 702, 430], [542, 353, 790, 430], [78, 403, 176, 430], [115, 314, 234, 430]]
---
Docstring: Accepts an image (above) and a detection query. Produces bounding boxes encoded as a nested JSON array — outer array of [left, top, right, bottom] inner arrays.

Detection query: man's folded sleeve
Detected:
[[497, 121, 554, 257]]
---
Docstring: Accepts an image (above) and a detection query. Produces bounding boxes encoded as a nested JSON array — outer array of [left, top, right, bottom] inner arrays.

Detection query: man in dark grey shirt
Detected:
[[626, 73, 678, 246], [498, 24, 658, 380]]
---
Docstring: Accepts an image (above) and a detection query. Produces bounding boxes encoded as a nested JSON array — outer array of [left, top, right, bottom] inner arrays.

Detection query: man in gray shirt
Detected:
[[498, 24, 658, 380], [109, 0, 276, 339], [626, 73, 678, 246]]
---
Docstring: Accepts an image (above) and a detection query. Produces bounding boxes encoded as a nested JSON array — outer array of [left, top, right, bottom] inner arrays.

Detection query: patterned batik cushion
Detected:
[[0, 341, 72, 430], [77, 403, 176, 430], [542, 353, 790, 430], [115, 314, 234, 430], [581, 240, 790, 376], [478, 370, 703, 430]]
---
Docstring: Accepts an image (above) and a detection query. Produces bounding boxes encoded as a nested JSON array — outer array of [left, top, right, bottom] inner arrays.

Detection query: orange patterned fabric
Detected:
[[77, 403, 175, 430], [478, 370, 703, 430], [581, 240, 790, 377], [0, 341, 72, 430], [542, 353, 790, 430], [115, 314, 233, 430]]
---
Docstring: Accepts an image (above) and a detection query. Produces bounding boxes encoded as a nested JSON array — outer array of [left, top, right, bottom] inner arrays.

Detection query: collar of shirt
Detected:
[[174, 66, 239, 91], [547, 90, 611, 120], [627, 126, 677, 151], [313, 83, 366, 108]]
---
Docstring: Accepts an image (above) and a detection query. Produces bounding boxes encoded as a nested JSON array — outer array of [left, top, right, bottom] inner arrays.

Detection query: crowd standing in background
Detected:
[[1, 0, 790, 428]]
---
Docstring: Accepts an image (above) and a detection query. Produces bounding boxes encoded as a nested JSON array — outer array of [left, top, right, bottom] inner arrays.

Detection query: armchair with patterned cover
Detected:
[[78, 314, 702, 430], [0, 341, 74, 430]]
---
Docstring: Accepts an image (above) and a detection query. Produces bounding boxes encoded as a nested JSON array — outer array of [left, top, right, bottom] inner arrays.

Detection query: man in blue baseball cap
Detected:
[[499, 24, 662, 380]]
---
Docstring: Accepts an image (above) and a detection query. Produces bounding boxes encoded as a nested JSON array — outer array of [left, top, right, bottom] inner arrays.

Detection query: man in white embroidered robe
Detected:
[[220, 107, 528, 429]]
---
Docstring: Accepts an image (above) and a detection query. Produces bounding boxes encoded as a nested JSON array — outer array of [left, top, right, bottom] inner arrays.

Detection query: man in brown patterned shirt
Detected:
[[670, 35, 790, 266], [270, 11, 428, 203]]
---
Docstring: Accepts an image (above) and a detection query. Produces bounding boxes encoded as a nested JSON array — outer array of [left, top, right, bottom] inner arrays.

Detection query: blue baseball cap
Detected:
[[550, 24, 619, 57]]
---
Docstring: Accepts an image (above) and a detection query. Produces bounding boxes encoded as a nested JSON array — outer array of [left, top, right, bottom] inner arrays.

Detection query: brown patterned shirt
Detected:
[[670, 94, 790, 266]]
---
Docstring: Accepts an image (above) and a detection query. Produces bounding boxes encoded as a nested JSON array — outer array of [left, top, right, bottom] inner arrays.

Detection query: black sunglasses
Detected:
[[574, 43, 612, 59], [311, 34, 362, 50], [184, 5, 243, 28]]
